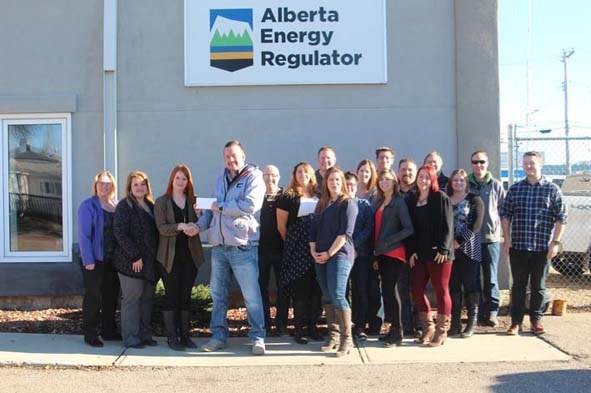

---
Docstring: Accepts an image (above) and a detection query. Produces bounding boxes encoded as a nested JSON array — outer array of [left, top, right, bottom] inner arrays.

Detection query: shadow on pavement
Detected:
[[492, 370, 591, 393]]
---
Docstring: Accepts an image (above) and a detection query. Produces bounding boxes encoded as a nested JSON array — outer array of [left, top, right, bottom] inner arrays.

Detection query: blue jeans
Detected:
[[209, 245, 265, 342], [479, 242, 500, 319], [315, 259, 353, 310]]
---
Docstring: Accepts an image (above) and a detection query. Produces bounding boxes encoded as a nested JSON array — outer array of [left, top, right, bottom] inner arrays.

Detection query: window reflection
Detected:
[[8, 124, 63, 252]]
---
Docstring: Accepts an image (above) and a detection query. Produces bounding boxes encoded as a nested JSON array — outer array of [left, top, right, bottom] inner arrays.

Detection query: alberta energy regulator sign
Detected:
[[184, 0, 387, 86]]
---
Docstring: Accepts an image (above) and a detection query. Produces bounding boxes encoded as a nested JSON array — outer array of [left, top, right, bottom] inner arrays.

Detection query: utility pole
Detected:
[[561, 49, 574, 175]]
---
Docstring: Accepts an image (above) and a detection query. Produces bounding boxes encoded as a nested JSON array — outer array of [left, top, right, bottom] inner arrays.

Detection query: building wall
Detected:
[[117, 0, 459, 194], [0, 0, 503, 296]]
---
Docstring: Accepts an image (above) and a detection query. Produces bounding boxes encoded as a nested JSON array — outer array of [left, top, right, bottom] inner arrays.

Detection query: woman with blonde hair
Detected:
[[277, 162, 322, 344], [78, 170, 120, 347], [113, 171, 159, 348], [310, 167, 358, 357], [154, 164, 204, 351]]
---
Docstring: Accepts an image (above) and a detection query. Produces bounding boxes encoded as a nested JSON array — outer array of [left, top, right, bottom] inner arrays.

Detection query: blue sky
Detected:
[[499, 0, 591, 140]]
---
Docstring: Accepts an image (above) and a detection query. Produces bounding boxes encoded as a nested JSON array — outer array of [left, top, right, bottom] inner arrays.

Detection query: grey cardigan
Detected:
[[154, 194, 204, 274], [373, 196, 414, 256]]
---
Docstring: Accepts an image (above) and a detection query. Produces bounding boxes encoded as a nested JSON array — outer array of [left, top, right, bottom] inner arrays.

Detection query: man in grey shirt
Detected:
[[467, 150, 505, 327]]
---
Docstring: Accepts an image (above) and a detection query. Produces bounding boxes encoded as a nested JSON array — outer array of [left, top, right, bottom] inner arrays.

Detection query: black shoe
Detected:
[[294, 333, 309, 344], [101, 333, 122, 341], [384, 336, 403, 348], [180, 336, 198, 349], [143, 338, 158, 346], [85, 337, 104, 348]]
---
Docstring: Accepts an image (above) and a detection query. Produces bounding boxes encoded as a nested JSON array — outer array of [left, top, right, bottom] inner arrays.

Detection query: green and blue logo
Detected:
[[210, 9, 254, 72]]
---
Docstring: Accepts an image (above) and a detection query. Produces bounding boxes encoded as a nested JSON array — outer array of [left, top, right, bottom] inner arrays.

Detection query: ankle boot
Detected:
[[293, 301, 309, 344], [462, 293, 479, 338], [414, 311, 435, 344], [428, 314, 450, 347], [384, 324, 403, 348], [321, 304, 340, 352], [449, 291, 463, 337], [335, 308, 353, 358], [162, 310, 184, 351], [179, 310, 197, 348]]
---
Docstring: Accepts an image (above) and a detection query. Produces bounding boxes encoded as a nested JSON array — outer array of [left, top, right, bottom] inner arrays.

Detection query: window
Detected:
[[1, 114, 71, 262]]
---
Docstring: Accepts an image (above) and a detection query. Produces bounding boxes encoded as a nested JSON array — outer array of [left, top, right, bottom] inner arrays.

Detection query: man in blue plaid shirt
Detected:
[[501, 151, 567, 336]]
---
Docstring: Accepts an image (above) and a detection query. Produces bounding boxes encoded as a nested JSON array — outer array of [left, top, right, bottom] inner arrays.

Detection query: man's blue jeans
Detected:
[[479, 242, 500, 320], [315, 258, 353, 310], [210, 245, 265, 342]]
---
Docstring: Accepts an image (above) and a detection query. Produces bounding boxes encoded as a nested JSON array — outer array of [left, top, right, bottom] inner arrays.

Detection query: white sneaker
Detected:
[[252, 340, 266, 355], [200, 338, 225, 352]]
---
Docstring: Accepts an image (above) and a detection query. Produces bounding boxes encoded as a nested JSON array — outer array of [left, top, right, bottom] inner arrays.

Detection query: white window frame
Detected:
[[0, 113, 72, 263]]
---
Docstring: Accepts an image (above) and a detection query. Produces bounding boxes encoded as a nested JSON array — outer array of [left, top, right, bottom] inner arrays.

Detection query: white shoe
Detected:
[[252, 340, 266, 355], [200, 338, 225, 352]]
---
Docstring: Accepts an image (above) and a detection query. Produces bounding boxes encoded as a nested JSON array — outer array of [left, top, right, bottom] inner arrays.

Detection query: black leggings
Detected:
[[377, 255, 405, 332], [158, 256, 198, 311], [82, 259, 120, 339]]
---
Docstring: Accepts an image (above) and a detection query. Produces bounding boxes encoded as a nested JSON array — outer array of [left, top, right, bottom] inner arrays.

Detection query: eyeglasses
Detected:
[[471, 160, 486, 165]]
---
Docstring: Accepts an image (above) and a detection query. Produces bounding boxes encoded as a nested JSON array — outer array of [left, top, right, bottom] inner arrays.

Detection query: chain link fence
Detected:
[[506, 133, 591, 311]]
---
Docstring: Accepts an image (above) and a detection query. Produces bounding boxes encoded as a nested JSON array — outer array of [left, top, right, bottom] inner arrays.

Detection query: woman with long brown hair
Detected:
[[113, 171, 159, 348], [277, 162, 322, 344], [310, 167, 358, 357], [154, 164, 204, 351], [407, 165, 454, 347], [373, 169, 414, 347], [356, 159, 378, 201]]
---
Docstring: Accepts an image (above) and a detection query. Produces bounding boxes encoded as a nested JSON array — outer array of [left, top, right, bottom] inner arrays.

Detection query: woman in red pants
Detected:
[[406, 165, 454, 347]]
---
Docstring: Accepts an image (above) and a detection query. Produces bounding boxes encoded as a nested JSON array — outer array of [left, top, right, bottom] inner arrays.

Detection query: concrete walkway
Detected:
[[0, 331, 569, 368]]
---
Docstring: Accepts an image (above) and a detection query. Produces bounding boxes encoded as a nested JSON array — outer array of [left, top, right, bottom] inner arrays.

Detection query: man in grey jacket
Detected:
[[197, 140, 267, 355], [468, 150, 505, 327]]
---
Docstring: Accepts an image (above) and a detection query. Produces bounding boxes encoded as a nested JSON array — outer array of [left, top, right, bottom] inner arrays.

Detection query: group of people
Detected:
[[78, 140, 567, 357]]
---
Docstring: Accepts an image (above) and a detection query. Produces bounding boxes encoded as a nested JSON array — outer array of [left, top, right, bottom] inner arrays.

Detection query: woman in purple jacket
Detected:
[[77, 171, 120, 347]]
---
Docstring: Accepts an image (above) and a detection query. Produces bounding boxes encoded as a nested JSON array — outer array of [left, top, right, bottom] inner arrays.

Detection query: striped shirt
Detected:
[[500, 177, 567, 252]]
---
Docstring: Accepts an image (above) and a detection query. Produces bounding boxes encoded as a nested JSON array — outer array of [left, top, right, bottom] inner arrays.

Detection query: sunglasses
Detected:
[[471, 160, 487, 165]]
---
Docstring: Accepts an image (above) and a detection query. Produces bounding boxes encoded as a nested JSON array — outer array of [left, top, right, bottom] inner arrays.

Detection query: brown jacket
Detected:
[[154, 194, 204, 273]]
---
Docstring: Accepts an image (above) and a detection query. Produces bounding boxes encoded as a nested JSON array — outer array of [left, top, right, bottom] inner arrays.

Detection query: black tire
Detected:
[[551, 253, 585, 278]]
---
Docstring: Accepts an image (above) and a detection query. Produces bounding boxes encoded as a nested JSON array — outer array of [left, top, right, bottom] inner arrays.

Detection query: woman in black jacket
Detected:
[[446, 169, 484, 338], [407, 165, 454, 347], [113, 171, 159, 348], [373, 169, 414, 347]]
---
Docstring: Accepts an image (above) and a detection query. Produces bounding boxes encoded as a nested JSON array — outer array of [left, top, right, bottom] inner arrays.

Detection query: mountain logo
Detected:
[[210, 9, 254, 72]]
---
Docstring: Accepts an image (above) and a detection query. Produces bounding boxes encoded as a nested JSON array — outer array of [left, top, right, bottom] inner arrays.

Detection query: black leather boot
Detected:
[[180, 310, 198, 348], [449, 291, 463, 337], [162, 310, 184, 351], [293, 301, 309, 344], [462, 293, 479, 338]]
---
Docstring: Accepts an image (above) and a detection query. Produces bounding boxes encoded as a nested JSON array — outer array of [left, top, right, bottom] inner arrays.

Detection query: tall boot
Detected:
[[320, 304, 340, 352], [428, 314, 451, 347], [462, 293, 479, 338], [162, 310, 184, 351], [414, 311, 435, 344], [449, 292, 463, 337], [335, 308, 353, 358], [293, 301, 309, 344], [179, 310, 197, 349]]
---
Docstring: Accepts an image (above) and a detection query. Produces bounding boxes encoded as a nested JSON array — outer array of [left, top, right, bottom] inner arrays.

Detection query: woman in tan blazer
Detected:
[[154, 164, 204, 351]]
